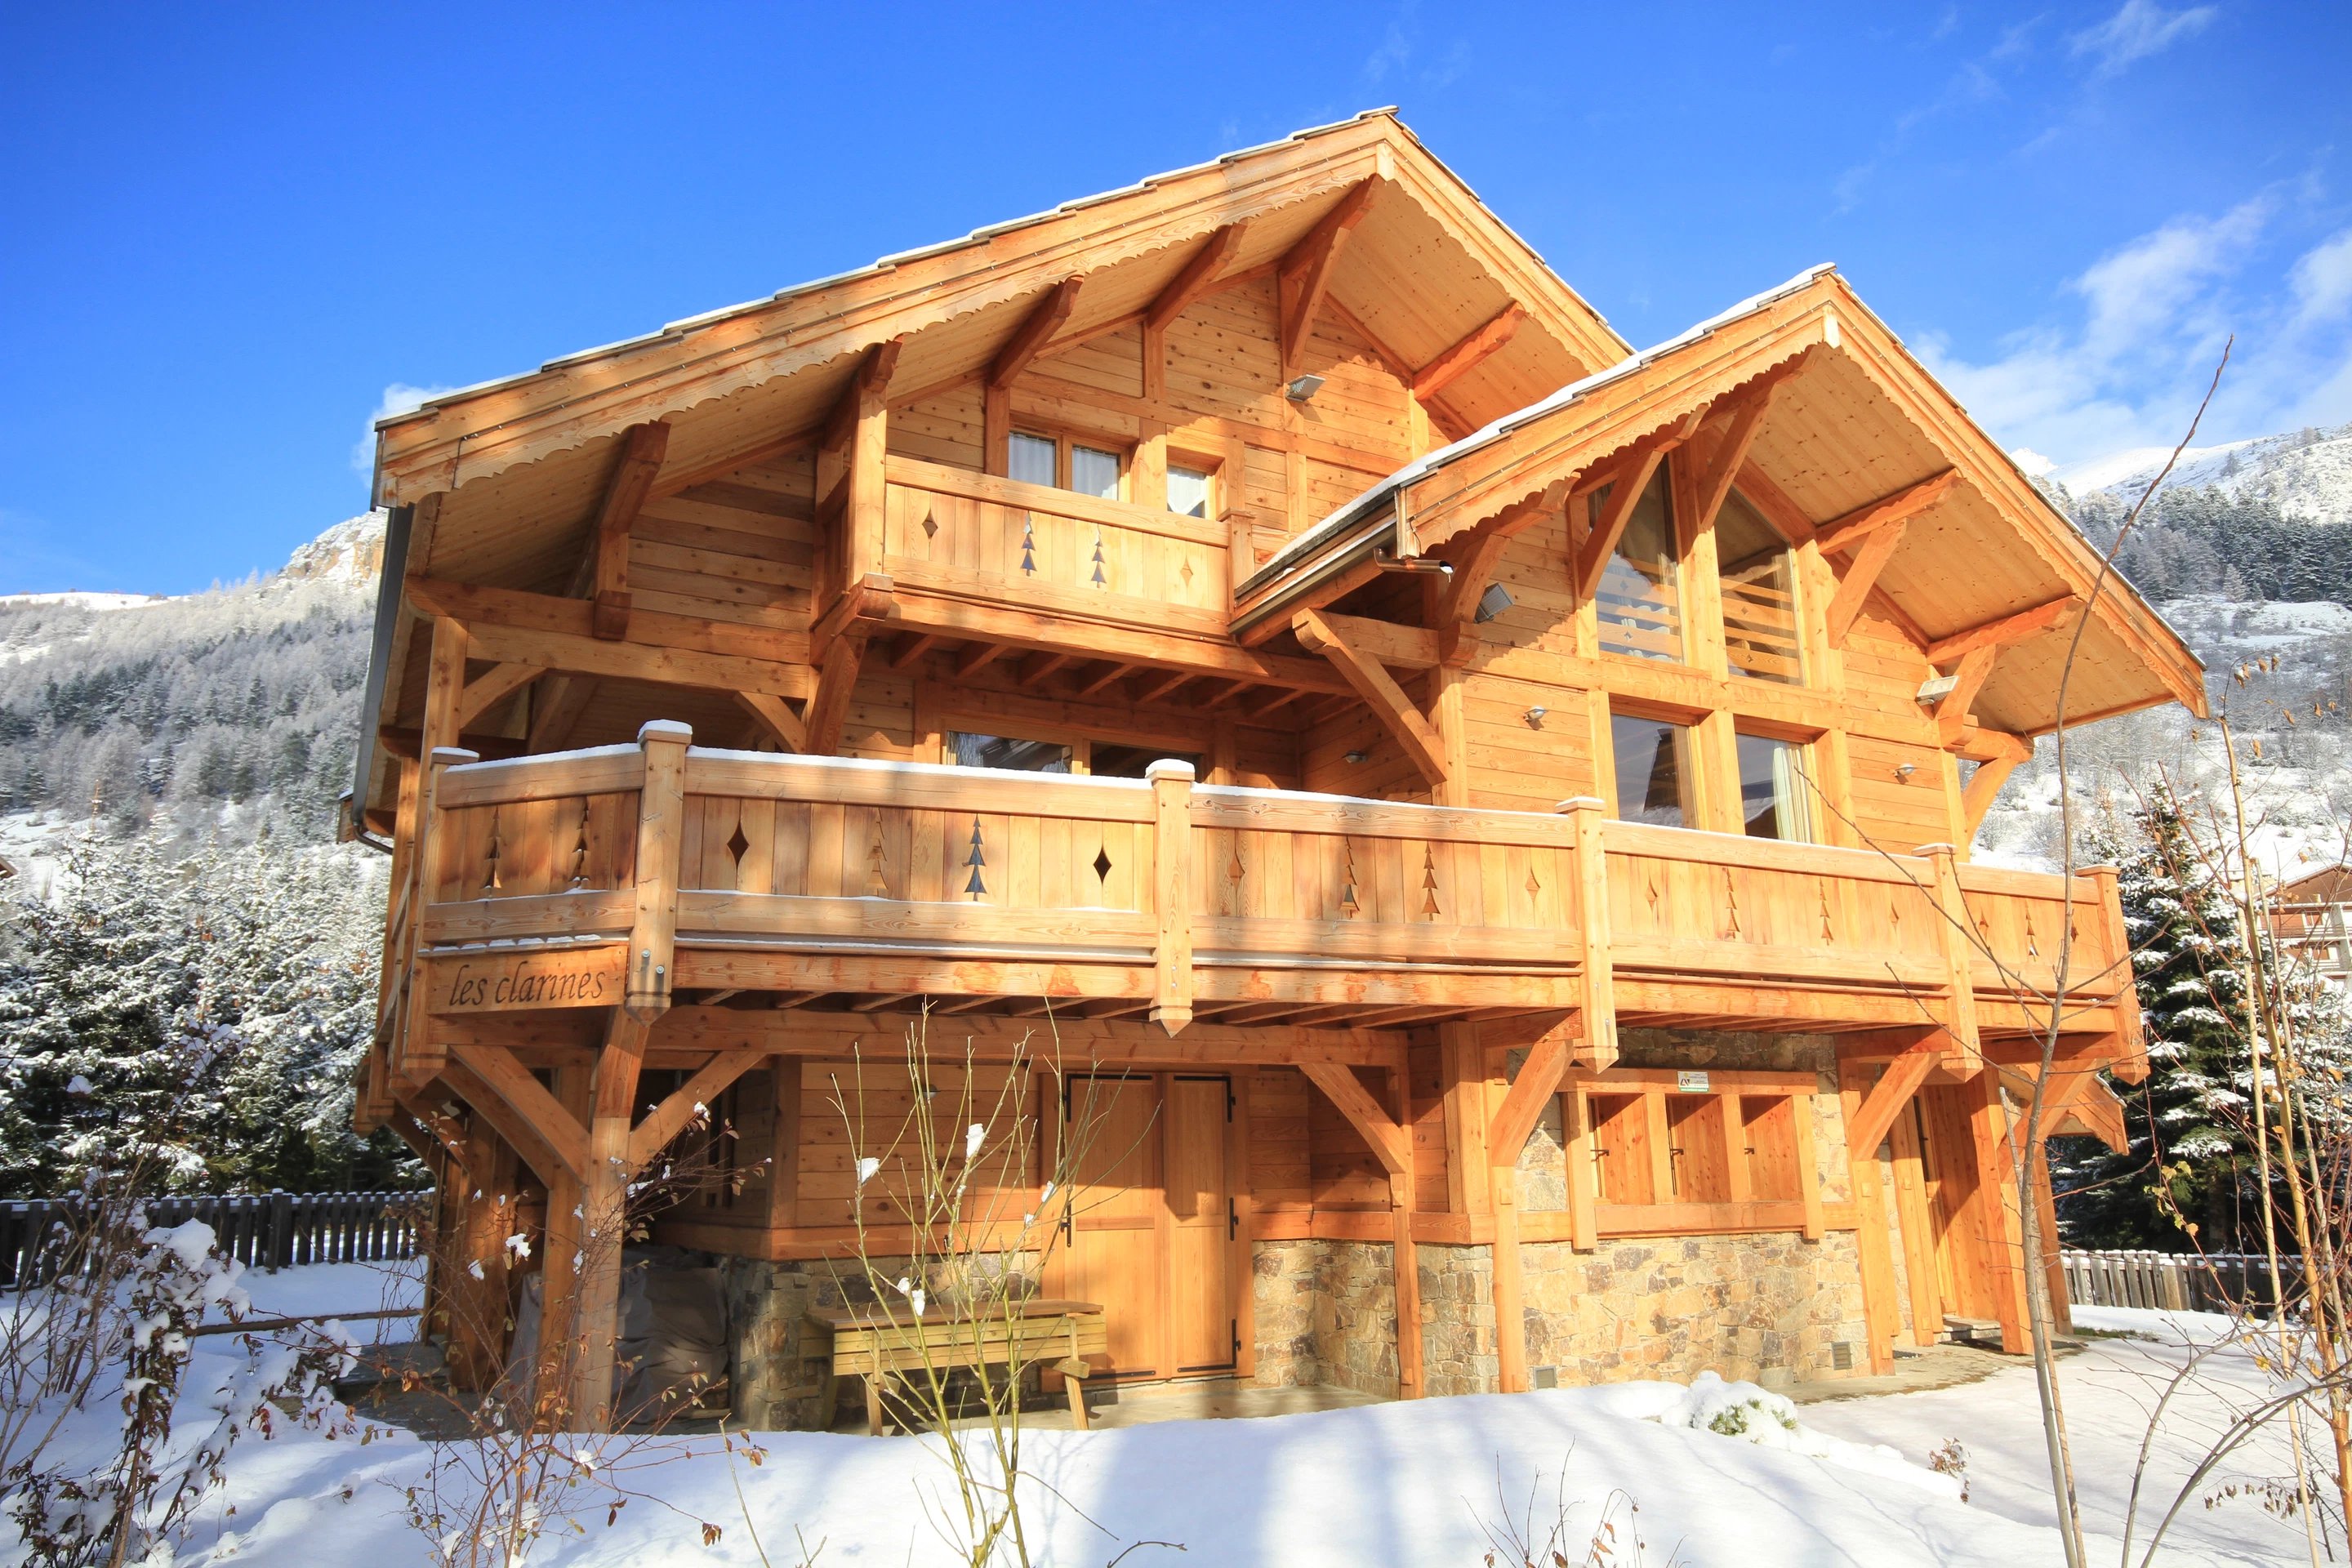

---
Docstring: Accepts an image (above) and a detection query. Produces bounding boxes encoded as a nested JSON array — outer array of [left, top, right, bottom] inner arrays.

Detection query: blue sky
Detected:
[[2, 2, 2348, 593]]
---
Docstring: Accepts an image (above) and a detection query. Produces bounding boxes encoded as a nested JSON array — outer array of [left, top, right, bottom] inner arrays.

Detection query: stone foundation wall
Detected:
[[1417, 1244, 1499, 1396], [1313, 1241, 1398, 1396], [1251, 1240, 1319, 1387]]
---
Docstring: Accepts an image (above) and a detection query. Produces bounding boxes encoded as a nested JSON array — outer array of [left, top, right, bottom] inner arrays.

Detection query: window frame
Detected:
[[1004, 425, 1131, 501]]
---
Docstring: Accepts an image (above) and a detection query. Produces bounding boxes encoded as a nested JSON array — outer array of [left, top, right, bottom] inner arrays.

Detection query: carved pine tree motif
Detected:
[[1421, 843, 1441, 920], [1018, 514, 1036, 574], [964, 816, 987, 899], [1339, 838, 1361, 919], [866, 813, 889, 897], [566, 800, 591, 888], [1721, 867, 1741, 939], [1089, 528, 1107, 587], [482, 808, 503, 891]]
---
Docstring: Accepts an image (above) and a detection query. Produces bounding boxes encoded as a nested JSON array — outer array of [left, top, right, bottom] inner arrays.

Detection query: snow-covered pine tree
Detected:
[[0, 830, 420, 1197], [2056, 784, 2352, 1250]]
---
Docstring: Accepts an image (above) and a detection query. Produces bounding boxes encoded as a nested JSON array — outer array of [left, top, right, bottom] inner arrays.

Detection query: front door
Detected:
[[1061, 1072, 1235, 1379]]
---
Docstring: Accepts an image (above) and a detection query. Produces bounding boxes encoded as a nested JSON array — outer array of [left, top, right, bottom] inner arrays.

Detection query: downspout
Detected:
[[340, 502, 413, 850]]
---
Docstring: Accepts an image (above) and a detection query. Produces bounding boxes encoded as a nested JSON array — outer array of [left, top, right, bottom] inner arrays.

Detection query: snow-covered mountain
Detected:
[[0, 514, 385, 842], [2053, 418, 2352, 524]]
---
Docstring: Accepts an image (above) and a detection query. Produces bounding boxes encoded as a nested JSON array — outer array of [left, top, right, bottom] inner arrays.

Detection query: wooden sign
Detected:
[[1676, 1070, 1712, 1093], [426, 947, 626, 1013]]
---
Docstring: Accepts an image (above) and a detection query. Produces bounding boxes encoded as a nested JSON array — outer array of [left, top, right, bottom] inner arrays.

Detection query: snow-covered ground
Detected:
[[21, 1263, 2310, 1568]]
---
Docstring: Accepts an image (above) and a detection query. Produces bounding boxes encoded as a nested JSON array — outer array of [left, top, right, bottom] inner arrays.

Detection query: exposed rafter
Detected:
[[988, 277, 1084, 388], [1826, 521, 1908, 646], [1292, 607, 1448, 788], [1924, 595, 2082, 665], [457, 663, 541, 729], [1143, 223, 1246, 333], [1813, 469, 1960, 556], [1691, 380, 1784, 537], [1277, 180, 1379, 373], [567, 420, 670, 641], [1572, 447, 1668, 591], [1411, 305, 1526, 403]]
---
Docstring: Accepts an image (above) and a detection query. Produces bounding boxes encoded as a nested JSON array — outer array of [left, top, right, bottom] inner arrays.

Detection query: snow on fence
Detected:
[[0, 1188, 427, 1288], [2061, 1248, 2305, 1315]]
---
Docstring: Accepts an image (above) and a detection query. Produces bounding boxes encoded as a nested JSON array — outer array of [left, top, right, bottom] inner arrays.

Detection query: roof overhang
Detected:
[[1234, 268, 2208, 735]]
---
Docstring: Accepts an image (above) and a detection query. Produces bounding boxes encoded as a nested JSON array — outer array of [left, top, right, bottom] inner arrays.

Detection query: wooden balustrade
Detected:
[[394, 735, 2138, 1054]]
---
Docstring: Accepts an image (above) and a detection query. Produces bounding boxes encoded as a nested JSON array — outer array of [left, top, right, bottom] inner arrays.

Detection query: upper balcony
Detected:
[[375, 724, 2144, 1090]]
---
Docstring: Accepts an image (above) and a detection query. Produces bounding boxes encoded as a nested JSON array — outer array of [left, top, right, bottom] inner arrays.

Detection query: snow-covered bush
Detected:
[[1650, 1372, 1960, 1501], [2, 1210, 356, 1566]]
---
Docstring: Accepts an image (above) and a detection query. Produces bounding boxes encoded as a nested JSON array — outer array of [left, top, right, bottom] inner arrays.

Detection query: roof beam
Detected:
[[1923, 595, 2083, 665], [1814, 469, 1959, 556], [734, 692, 807, 752], [1826, 520, 1908, 646], [1278, 180, 1379, 375], [1298, 1062, 1410, 1176], [1411, 305, 1526, 403], [1572, 446, 1668, 593], [1962, 754, 2022, 845], [988, 277, 1084, 389], [1935, 644, 1999, 746], [1076, 662, 1136, 697], [1292, 607, 1448, 789], [1691, 381, 1783, 537], [567, 420, 670, 640], [457, 663, 541, 730], [1144, 223, 1246, 333]]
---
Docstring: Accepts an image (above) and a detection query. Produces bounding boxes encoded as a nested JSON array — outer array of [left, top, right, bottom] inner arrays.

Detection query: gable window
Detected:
[[1167, 464, 1214, 519], [1593, 467, 1682, 662], [1717, 490, 1802, 685], [1009, 430, 1125, 499], [1610, 710, 1697, 829], [1735, 731, 1813, 842]]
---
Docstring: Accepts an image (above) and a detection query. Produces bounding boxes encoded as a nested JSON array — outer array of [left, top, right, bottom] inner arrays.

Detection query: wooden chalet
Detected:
[[346, 110, 2200, 1428]]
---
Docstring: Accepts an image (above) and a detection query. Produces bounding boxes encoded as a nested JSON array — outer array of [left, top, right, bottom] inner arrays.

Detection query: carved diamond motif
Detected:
[[727, 823, 751, 865], [1093, 846, 1114, 883]]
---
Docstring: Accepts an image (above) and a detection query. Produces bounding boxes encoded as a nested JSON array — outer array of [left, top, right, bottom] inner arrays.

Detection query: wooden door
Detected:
[[1059, 1072, 1237, 1379], [1165, 1076, 1235, 1372], [1063, 1073, 1162, 1376]]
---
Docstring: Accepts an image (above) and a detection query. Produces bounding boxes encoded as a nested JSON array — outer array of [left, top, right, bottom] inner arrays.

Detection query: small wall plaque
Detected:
[[1676, 1070, 1712, 1092]]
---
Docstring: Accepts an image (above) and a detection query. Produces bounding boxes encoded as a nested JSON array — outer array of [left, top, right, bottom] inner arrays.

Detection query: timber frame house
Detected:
[[348, 111, 2198, 1428]]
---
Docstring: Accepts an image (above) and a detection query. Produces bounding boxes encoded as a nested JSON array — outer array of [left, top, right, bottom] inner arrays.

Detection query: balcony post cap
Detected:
[[428, 746, 481, 768], [638, 719, 695, 746], [1145, 759, 1197, 784], [1555, 796, 1606, 814], [1912, 841, 1958, 858]]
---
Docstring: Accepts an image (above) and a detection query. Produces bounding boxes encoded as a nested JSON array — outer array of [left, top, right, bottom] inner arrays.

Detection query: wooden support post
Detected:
[[1438, 1022, 1492, 1214], [397, 746, 476, 1089], [1918, 844, 1983, 1069], [1390, 1171, 1423, 1399], [1958, 1071, 2031, 1352], [1565, 1086, 1597, 1252], [1887, 1102, 1943, 1344], [2081, 863, 2149, 1083], [1838, 1058, 1901, 1372], [1492, 1178, 1526, 1394], [1561, 799, 1619, 1069], [1147, 760, 1195, 1035], [573, 1009, 649, 1430], [626, 722, 690, 1022], [1793, 1089, 1824, 1242]]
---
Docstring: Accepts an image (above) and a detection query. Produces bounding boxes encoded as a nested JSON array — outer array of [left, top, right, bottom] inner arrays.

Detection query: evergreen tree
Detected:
[[0, 831, 421, 1197], [2056, 786, 2352, 1250]]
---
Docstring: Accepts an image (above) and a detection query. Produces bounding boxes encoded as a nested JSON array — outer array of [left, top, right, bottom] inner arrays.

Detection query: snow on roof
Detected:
[[1239, 265, 1838, 599]]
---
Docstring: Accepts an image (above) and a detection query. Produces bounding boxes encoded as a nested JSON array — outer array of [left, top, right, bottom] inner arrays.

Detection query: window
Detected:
[[1008, 433, 1058, 488], [1008, 430, 1125, 498], [1088, 742, 1204, 780], [1593, 467, 1682, 662], [1717, 490, 1802, 684], [1735, 732, 1813, 843], [948, 732, 1072, 773], [1610, 712, 1696, 829], [1167, 465, 1213, 519], [1071, 444, 1121, 500]]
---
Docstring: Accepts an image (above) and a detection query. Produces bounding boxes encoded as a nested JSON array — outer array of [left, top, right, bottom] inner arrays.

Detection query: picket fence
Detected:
[[2061, 1248, 2305, 1316], [0, 1188, 426, 1288]]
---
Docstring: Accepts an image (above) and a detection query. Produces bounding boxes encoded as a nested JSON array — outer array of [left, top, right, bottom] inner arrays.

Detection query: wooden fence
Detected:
[[0, 1189, 427, 1288], [2061, 1248, 2305, 1316]]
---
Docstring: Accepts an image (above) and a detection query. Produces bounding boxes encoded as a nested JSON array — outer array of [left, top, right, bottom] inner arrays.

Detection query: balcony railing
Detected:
[[376, 728, 2139, 1086]]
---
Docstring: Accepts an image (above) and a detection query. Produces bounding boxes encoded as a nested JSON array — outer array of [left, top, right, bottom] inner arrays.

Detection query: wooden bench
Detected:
[[804, 1298, 1108, 1435]]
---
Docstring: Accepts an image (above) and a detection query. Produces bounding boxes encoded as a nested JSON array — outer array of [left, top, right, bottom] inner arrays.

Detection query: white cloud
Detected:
[[2291, 228, 2352, 325], [2067, 1, 2216, 77], [352, 381, 459, 474], [1917, 194, 2352, 470]]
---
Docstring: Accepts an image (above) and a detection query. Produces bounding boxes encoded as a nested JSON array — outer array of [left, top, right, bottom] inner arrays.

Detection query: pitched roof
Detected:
[[1234, 267, 2206, 736]]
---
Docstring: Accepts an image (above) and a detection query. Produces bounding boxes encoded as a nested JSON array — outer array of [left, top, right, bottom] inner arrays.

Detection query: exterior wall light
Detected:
[[1474, 583, 1514, 622], [1285, 374, 1326, 401], [1343, 750, 1369, 764], [1895, 762, 1918, 781], [1524, 706, 1548, 729]]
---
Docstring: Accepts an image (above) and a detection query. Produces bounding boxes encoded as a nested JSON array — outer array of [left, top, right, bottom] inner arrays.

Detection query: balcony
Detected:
[[376, 728, 2140, 1089]]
